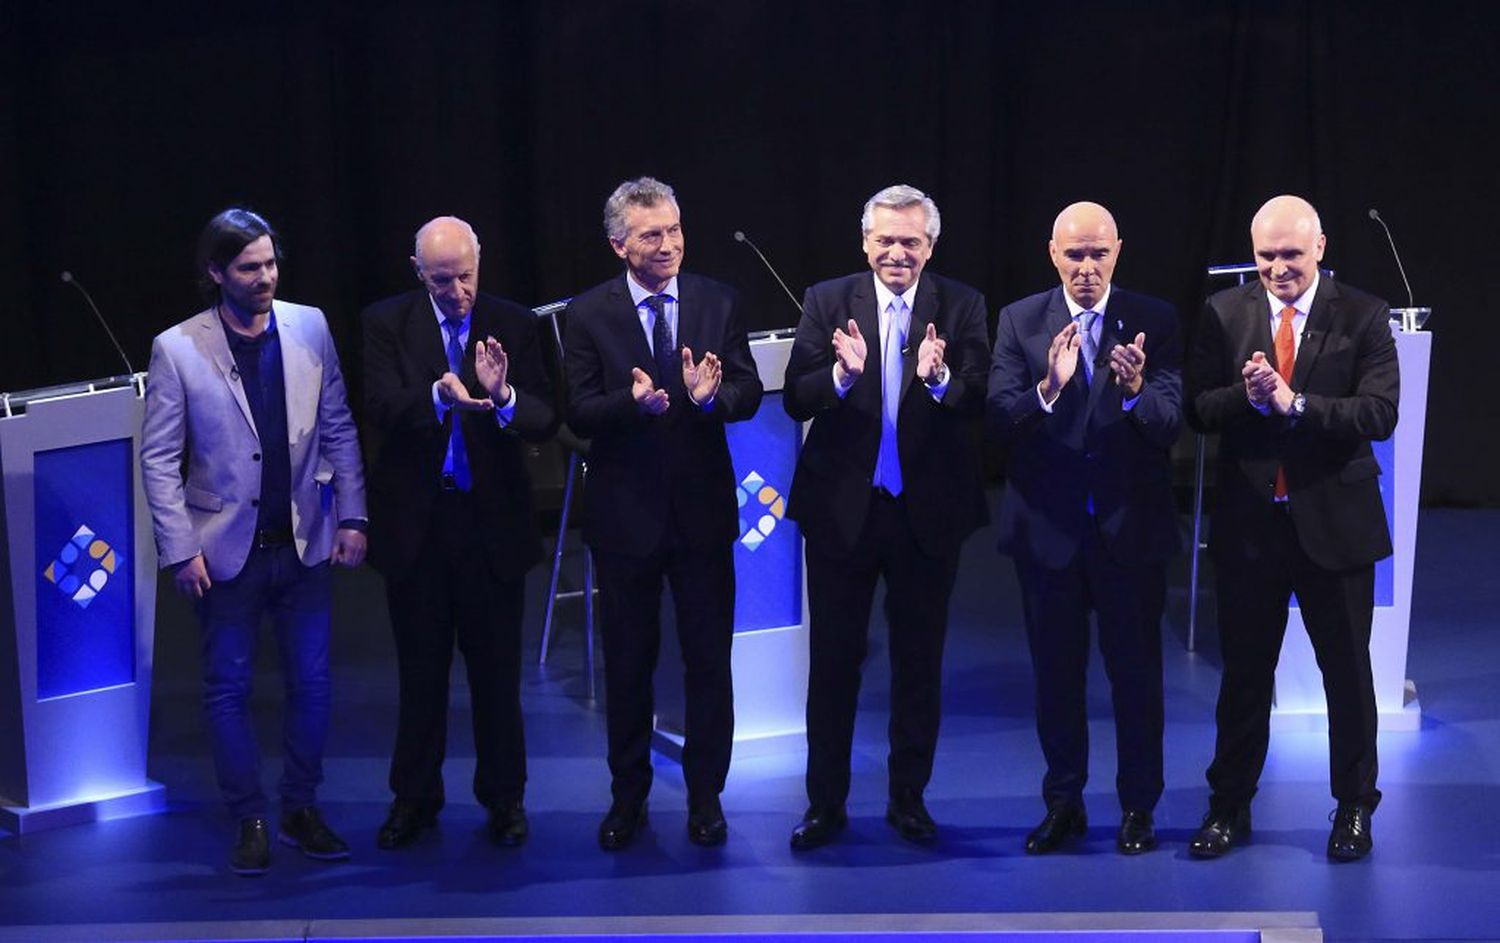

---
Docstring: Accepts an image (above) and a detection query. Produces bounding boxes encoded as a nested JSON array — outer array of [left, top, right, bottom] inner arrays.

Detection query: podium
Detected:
[[0, 377, 165, 832], [654, 333, 809, 757], [1272, 321, 1431, 731]]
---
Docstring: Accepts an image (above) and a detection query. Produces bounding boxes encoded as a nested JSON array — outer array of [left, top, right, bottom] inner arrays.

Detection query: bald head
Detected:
[[1049, 201, 1122, 308], [412, 216, 481, 322], [1052, 201, 1119, 243], [1250, 195, 1326, 305]]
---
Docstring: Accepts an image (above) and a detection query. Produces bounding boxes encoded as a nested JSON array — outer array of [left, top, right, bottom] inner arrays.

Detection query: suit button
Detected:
[[252, 453, 261, 461], [251, 499, 260, 507]]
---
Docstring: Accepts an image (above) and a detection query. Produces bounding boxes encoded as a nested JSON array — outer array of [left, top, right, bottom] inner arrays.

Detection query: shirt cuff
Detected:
[[832, 365, 854, 399], [1036, 382, 1059, 414], [432, 381, 449, 422], [924, 364, 950, 401], [494, 385, 517, 427], [1122, 391, 1141, 411]]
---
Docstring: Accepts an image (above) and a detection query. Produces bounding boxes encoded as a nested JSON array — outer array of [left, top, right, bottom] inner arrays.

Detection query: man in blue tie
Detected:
[[783, 185, 991, 849], [362, 216, 558, 853], [987, 201, 1184, 855]]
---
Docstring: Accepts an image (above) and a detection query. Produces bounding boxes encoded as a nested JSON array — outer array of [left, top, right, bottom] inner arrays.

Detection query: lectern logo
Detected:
[[42, 524, 118, 609], [736, 471, 786, 551]]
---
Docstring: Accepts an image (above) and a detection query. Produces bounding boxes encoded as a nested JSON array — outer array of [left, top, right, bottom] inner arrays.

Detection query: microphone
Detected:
[[733, 230, 803, 315], [1367, 208, 1415, 308], [61, 271, 136, 375]]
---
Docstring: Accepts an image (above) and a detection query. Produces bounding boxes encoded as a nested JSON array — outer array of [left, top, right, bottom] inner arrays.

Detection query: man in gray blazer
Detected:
[[141, 208, 367, 876]]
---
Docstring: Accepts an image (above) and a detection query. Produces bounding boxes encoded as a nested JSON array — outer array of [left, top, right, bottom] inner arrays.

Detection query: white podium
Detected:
[[1272, 325, 1430, 731], [0, 378, 165, 833]]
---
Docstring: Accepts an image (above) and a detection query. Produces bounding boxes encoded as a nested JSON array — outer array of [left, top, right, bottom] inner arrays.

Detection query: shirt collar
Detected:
[[1268, 273, 1320, 319], [429, 296, 471, 334], [872, 273, 919, 314], [1062, 283, 1112, 320], [627, 273, 680, 307], [221, 308, 277, 348]]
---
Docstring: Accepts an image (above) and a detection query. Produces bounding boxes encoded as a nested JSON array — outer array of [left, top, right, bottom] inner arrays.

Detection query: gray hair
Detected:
[[604, 177, 680, 242], [413, 216, 481, 264], [861, 184, 941, 243]]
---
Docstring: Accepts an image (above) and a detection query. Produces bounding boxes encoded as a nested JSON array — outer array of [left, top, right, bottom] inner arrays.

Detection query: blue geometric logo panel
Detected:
[[725, 392, 801, 634], [34, 439, 135, 700]]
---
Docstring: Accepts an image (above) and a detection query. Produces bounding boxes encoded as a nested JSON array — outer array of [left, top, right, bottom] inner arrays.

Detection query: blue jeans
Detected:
[[196, 544, 332, 821]]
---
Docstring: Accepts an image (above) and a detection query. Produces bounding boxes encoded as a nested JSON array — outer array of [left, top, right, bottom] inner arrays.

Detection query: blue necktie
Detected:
[[444, 320, 472, 491], [1079, 310, 1099, 383], [875, 296, 907, 496]]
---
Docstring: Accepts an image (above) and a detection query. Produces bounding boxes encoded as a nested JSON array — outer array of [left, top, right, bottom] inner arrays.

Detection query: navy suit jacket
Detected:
[[361, 289, 558, 576], [563, 271, 763, 556], [988, 286, 1184, 569], [1186, 277, 1398, 571], [784, 271, 990, 559]]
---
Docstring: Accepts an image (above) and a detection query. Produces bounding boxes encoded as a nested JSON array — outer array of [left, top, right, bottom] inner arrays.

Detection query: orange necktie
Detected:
[[1273, 305, 1297, 499]]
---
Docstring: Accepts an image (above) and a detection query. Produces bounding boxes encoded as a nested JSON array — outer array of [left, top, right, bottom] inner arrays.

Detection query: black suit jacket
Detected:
[[988, 286, 1184, 569], [362, 289, 558, 575], [1186, 277, 1399, 571], [563, 272, 763, 556], [784, 272, 990, 559]]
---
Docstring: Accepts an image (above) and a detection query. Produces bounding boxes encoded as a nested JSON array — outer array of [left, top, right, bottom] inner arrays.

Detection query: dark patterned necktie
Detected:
[[646, 293, 676, 392]]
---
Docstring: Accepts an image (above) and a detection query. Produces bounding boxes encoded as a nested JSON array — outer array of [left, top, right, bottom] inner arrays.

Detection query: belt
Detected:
[[253, 528, 293, 548]]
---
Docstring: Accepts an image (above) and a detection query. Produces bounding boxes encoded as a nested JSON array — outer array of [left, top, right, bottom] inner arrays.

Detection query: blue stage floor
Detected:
[[1, 505, 1497, 942]]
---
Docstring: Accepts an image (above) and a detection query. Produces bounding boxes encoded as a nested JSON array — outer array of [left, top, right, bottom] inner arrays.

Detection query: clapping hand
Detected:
[[475, 335, 512, 405], [681, 346, 722, 406], [632, 367, 671, 415], [1109, 332, 1147, 396], [832, 319, 867, 387]]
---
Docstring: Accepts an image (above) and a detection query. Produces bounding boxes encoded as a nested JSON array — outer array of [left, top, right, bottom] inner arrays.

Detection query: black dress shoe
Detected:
[[790, 805, 848, 850], [278, 807, 350, 861], [1024, 803, 1087, 854], [1327, 803, 1373, 861], [231, 817, 271, 876], [1189, 806, 1251, 859], [487, 800, 529, 847], [687, 797, 728, 847], [885, 790, 938, 843], [377, 801, 437, 850], [1117, 810, 1157, 855], [598, 801, 647, 851]]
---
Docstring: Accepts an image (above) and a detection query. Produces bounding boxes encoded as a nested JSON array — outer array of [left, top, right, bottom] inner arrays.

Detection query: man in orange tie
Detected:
[[1185, 195, 1399, 861]]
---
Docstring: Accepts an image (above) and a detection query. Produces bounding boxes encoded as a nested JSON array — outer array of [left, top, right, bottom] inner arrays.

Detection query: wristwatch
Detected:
[[1289, 392, 1307, 423]]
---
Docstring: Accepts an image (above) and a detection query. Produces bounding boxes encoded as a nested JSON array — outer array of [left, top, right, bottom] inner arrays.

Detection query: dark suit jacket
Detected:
[[362, 289, 558, 575], [563, 272, 763, 556], [988, 286, 1184, 569], [1186, 277, 1399, 571], [783, 272, 990, 559]]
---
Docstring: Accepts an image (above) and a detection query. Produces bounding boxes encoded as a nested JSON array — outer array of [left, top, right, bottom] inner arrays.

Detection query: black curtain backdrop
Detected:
[[2, 0, 1495, 504]]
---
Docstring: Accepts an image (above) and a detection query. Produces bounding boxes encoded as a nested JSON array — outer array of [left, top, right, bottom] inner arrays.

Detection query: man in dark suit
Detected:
[[362, 216, 557, 852], [988, 201, 1183, 856], [564, 177, 763, 850], [783, 184, 989, 849], [1186, 194, 1398, 861]]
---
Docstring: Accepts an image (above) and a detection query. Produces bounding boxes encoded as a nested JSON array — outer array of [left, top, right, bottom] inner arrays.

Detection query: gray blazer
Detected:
[[140, 301, 367, 581]]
